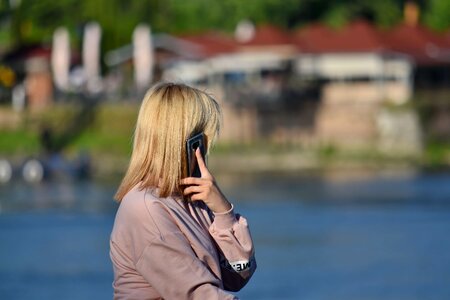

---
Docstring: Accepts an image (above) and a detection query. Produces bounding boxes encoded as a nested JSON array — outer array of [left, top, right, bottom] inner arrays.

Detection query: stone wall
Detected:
[[315, 81, 421, 154], [377, 108, 423, 155], [198, 82, 423, 155], [0, 108, 21, 130]]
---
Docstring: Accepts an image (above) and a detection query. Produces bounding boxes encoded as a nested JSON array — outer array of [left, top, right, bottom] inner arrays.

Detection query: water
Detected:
[[0, 180, 118, 300], [1, 171, 450, 300]]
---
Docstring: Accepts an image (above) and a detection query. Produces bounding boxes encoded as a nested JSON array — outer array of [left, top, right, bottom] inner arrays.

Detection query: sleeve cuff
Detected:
[[212, 203, 236, 229]]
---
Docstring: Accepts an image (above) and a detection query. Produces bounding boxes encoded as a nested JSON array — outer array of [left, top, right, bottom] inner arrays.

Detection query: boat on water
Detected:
[[0, 152, 91, 183]]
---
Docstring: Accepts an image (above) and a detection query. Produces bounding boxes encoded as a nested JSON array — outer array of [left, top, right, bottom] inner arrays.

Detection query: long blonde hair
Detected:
[[114, 82, 221, 201]]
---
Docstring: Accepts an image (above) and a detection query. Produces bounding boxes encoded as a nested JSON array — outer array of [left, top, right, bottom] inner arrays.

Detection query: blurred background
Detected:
[[1, 0, 450, 299]]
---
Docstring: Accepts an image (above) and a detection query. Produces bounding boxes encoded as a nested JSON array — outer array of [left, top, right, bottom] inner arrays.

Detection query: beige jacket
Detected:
[[110, 185, 256, 299]]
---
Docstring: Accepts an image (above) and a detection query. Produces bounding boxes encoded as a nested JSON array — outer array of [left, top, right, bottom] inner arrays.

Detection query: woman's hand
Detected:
[[181, 148, 232, 213]]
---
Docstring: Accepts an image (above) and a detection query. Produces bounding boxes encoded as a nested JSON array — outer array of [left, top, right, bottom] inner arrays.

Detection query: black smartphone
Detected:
[[186, 132, 206, 178]]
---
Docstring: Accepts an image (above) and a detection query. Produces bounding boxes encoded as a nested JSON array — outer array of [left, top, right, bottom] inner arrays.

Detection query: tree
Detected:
[[0, 0, 447, 55], [424, 0, 450, 31]]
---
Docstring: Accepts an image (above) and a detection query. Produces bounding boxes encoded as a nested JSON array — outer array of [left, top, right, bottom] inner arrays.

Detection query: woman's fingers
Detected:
[[181, 175, 213, 202], [180, 177, 204, 186], [182, 183, 207, 201], [183, 185, 203, 195], [181, 157, 215, 202], [180, 174, 229, 212], [190, 193, 205, 201], [195, 148, 210, 178]]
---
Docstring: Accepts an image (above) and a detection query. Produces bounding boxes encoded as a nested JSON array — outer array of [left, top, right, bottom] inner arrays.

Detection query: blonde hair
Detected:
[[114, 82, 221, 201]]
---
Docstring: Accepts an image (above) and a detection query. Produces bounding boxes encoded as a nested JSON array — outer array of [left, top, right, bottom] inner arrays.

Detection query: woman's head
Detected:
[[115, 82, 221, 201]]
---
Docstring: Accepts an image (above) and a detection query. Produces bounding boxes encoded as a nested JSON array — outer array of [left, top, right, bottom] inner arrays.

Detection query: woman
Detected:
[[110, 82, 256, 299]]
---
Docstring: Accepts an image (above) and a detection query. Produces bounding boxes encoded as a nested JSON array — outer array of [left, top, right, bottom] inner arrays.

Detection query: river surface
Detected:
[[1, 171, 450, 300]]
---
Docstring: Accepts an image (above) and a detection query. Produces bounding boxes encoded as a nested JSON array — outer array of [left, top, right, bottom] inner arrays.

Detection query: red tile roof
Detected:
[[296, 20, 450, 65], [178, 25, 295, 57], [177, 21, 450, 66], [294, 20, 386, 53], [238, 24, 293, 46], [383, 24, 450, 65], [179, 32, 237, 57]]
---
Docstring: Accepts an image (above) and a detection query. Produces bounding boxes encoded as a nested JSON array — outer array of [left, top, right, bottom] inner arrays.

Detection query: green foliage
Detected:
[[92, 103, 138, 135], [0, 0, 447, 57], [318, 144, 337, 159], [155, 0, 302, 33], [2, 0, 155, 51], [0, 103, 138, 157], [323, 5, 352, 28], [8, 0, 80, 45], [322, 0, 402, 28], [424, 0, 450, 31], [28, 104, 80, 133], [424, 141, 450, 168], [66, 130, 132, 156], [0, 129, 39, 155]]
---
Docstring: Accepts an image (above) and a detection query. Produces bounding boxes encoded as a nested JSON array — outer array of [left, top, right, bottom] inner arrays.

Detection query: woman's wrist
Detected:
[[210, 198, 232, 214], [211, 203, 236, 229]]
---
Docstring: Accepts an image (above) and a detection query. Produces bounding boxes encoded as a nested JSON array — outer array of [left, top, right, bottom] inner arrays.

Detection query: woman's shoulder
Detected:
[[119, 184, 146, 210], [119, 185, 155, 215], [112, 185, 166, 239], [118, 185, 175, 222], [111, 186, 169, 262], [116, 185, 187, 238]]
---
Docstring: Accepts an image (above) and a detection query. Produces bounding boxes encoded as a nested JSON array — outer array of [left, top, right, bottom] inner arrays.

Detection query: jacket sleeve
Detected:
[[135, 215, 238, 300], [209, 205, 257, 292]]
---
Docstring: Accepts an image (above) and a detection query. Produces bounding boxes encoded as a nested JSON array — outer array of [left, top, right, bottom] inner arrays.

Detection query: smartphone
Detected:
[[186, 132, 206, 178]]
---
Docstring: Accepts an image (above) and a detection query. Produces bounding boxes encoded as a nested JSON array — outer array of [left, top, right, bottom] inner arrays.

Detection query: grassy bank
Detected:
[[0, 103, 137, 157], [1, 104, 449, 177]]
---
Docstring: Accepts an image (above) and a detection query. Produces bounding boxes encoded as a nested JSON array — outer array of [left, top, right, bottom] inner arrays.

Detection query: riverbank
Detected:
[[76, 144, 449, 179], [1, 104, 450, 178]]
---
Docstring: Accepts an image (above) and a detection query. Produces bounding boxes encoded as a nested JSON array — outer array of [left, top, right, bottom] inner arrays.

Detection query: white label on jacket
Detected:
[[223, 259, 252, 272]]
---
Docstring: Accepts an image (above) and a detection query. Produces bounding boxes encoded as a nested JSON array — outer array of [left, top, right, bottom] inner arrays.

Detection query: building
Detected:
[[164, 20, 447, 153]]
